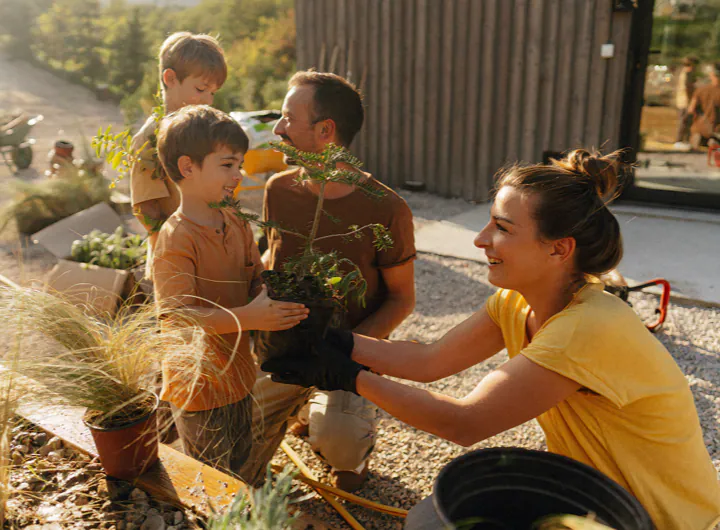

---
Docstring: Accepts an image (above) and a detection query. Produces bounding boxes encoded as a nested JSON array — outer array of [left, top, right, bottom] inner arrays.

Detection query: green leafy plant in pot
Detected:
[[0, 287, 200, 481], [216, 142, 393, 361]]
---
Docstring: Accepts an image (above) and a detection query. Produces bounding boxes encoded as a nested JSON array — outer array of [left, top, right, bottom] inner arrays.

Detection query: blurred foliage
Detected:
[[652, 1, 720, 67], [0, 0, 295, 123]]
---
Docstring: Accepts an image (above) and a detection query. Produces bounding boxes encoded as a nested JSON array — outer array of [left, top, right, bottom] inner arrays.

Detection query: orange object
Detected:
[[708, 144, 720, 167], [243, 148, 287, 176]]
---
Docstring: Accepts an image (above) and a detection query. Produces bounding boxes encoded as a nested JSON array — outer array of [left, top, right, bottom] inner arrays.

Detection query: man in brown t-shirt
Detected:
[[241, 71, 416, 491]]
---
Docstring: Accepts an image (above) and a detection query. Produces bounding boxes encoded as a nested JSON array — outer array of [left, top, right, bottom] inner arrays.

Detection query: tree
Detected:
[[107, 6, 149, 94], [0, 0, 52, 59]]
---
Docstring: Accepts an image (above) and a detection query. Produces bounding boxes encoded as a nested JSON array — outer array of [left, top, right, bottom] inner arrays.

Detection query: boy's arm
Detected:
[[130, 124, 171, 233]]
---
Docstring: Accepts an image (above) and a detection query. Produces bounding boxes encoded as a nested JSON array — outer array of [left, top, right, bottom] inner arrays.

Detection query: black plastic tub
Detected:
[[433, 448, 654, 530]]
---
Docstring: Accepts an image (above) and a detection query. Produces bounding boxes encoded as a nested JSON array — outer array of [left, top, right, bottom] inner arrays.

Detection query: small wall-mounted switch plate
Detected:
[[601, 43, 615, 58]]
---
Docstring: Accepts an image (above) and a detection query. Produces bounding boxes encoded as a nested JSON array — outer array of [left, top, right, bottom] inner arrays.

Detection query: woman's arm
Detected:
[[353, 306, 506, 382], [355, 354, 580, 446]]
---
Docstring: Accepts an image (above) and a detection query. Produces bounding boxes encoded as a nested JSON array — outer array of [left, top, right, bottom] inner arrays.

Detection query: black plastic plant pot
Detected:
[[255, 270, 338, 362], [433, 448, 654, 530]]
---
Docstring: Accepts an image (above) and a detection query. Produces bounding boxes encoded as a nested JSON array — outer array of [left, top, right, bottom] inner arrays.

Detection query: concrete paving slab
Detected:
[[415, 202, 720, 306]]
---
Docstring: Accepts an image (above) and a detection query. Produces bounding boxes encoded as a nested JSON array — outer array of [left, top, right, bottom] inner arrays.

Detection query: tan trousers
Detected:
[[239, 369, 378, 485]]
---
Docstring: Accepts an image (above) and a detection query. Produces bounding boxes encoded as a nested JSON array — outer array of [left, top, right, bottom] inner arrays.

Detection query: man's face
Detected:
[[273, 85, 324, 156]]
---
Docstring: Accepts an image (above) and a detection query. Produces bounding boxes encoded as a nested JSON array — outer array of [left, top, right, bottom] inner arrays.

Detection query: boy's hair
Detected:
[[159, 32, 227, 89], [289, 70, 364, 146], [157, 105, 249, 183]]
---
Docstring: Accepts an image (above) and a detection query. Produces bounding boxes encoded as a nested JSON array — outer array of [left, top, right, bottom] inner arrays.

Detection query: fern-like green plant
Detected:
[[208, 466, 299, 530]]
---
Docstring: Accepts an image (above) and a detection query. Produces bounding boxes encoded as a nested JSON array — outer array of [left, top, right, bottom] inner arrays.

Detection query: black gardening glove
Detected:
[[261, 337, 366, 394], [323, 327, 355, 359]]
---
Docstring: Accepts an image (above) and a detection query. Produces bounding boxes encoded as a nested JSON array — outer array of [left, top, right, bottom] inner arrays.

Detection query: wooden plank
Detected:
[[423, 0, 443, 193], [351, 0, 367, 158], [475, 0, 499, 201], [295, 0, 307, 69], [15, 400, 334, 529], [368, 0, 381, 177], [449, 0, 470, 198], [315, 0, 327, 69], [379, 0, 393, 184], [389, 0, 405, 186], [601, 12, 633, 151], [490, 0, 513, 178], [411, 0, 429, 186], [303, 0, 317, 69], [436, 0, 456, 196], [463, 0, 485, 201], [521, 0, 545, 162], [584, 0, 613, 149], [537, 0, 561, 154], [336, 0, 348, 77], [551, 0, 578, 150], [504, 0, 528, 162], [402, 0, 416, 186], [569, 0, 596, 148]]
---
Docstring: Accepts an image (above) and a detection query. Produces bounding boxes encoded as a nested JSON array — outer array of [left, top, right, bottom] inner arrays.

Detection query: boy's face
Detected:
[[178, 145, 244, 204], [164, 70, 219, 111]]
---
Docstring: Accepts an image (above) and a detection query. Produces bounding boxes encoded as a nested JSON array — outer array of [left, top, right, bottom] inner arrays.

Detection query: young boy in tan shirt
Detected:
[[152, 105, 308, 475], [130, 32, 227, 254]]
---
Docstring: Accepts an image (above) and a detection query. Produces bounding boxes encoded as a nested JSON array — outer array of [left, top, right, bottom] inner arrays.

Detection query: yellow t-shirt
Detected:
[[486, 282, 720, 530]]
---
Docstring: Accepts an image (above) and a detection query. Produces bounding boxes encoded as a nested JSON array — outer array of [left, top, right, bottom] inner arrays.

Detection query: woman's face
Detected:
[[474, 186, 558, 290]]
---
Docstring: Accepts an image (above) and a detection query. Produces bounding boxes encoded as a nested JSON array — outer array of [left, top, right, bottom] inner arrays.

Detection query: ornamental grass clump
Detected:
[[0, 287, 204, 429]]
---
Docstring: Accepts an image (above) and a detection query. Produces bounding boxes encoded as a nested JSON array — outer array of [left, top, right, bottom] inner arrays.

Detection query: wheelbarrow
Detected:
[[1, 113, 44, 172], [605, 278, 671, 332]]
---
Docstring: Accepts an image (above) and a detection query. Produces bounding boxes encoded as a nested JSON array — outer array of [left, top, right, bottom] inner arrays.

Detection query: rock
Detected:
[[130, 488, 148, 503], [11, 451, 23, 465], [126, 525, 137, 530], [74, 495, 89, 506], [173, 512, 183, 526], [47, 436, 63, 451], [107, 479, 133, 501], [38, 444, 53, 457], [16, 482, 30, 491], [15, 444, 29, 454], [146, 508, 159, 517], [117, 521, 126, 530], [47, 450, 64, 462], [33, 432, 48, 446], [140, 515, 165, 530]]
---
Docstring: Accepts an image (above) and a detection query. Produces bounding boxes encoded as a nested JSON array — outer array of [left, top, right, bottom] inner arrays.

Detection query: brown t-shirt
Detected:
[[263, 168, 416, 330], [691, 83, 720, 137], [152, 208, 264, 411]]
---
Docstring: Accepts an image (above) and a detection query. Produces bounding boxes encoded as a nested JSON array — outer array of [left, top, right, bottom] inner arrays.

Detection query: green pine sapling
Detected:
[[214, 141, 393, 309]]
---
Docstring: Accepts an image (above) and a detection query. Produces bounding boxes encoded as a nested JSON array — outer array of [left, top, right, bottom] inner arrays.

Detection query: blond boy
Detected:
[[152, 105, 308, 474], [130, 32, 227, 253]]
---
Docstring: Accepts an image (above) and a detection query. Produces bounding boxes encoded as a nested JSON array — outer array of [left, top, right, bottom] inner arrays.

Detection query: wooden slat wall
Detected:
[[294, 0, 633, 201]]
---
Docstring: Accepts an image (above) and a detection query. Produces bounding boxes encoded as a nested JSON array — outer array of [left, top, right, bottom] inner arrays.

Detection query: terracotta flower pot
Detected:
[[84, 393, 159, 481]]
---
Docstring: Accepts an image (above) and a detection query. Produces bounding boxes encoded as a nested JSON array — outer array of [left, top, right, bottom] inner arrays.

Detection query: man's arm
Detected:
[[352, 260, 415, 339]]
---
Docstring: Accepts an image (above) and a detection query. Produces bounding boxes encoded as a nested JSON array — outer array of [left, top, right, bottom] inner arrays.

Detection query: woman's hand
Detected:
[[238, 286, 309, 331], [261, 337, 366, 394]]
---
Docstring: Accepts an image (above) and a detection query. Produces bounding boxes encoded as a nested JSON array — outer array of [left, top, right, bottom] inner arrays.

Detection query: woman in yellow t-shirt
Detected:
[[263, 150, 720, 529]]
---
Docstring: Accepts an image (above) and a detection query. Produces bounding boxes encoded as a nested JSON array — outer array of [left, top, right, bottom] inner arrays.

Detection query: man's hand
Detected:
[[261, 338, 366, 394], [239, 285, 309, 331]]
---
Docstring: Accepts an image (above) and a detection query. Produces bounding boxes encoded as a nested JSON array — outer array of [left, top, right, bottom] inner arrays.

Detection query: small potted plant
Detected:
[[0, 287, 199, 481], [216, 142, 393, 360]]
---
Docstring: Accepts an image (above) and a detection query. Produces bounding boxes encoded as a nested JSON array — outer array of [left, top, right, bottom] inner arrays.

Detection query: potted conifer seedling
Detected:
[[216, 142, 393, 360]]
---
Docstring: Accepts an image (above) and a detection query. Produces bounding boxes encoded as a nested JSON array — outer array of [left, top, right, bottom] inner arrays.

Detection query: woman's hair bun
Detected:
[[553, 149, 625, 203]]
